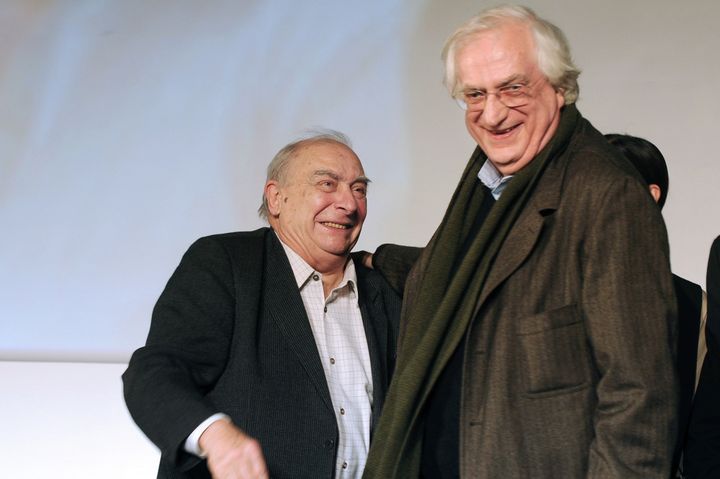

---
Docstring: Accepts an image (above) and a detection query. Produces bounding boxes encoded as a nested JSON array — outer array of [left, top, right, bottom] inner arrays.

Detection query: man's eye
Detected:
[[465, 90, 485, 100], [502, 84, 525, 95], [319, 180, 336, 190], [353, 186, 367, 198]]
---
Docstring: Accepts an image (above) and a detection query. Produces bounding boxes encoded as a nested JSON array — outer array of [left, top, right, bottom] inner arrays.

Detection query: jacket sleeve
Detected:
[[581, 176, 678, 478], [122, 236, 238, 469], [685, 236, 720, 478], [373, 244, 423, 296]]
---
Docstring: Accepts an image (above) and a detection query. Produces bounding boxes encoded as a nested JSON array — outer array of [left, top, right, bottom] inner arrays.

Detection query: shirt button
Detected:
[[330, 357, 335, 364], [324, 306, 327, 313], [342, 462, 348, 469], [340, 408, 345, 415], [312, 274, 320, 281]]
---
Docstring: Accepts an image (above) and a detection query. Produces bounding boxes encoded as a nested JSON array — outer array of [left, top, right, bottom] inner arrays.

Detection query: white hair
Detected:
[[441, 4, 580, 105]]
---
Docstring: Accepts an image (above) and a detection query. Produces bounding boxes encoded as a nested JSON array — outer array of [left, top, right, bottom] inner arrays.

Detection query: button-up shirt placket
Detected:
[[281, 243, 373, 479]]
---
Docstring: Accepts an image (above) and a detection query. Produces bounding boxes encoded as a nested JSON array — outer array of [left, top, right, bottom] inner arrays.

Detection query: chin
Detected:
[[319, 242, 352, 257]]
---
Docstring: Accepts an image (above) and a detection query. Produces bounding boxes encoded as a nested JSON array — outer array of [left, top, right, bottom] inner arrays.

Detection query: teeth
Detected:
[[322, 222, 349, 229]]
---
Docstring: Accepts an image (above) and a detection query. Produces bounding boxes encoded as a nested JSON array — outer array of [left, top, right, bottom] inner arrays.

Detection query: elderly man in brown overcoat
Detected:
[[363, 5, 678, 478]]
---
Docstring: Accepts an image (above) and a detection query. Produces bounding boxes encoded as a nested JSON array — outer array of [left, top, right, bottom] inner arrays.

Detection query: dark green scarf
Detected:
[[364, 105, 580, 477]]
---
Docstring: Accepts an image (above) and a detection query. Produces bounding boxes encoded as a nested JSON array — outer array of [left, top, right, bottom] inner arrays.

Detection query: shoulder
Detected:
[[674, 273, 703, 309], [563, 117, 644, 188], [176, 228, 272, 275], [355, 261, 402, 306], [712, 235, 720, 258], [674, 274, 702, 295], [187, 227, 270, 255], [548, 117, 653, 214]]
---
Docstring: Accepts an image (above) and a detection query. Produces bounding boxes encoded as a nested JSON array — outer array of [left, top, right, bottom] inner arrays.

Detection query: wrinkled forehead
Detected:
[[289, 140, 364, 177]]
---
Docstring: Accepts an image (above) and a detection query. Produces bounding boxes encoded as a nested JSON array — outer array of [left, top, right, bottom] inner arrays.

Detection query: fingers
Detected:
[[216, 437, 268, 479], [201, 420, 269, 479]]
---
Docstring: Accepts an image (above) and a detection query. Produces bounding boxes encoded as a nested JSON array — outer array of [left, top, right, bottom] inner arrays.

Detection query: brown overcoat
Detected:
[[370, 115, 678, 478]]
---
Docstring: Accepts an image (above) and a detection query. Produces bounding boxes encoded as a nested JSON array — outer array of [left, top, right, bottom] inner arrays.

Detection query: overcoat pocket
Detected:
[[516, 303, 591, 396]]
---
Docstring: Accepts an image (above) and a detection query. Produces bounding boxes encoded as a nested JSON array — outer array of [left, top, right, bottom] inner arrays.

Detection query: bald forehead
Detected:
[[295, 138, 353, 155], [285, 140, 365, 181]]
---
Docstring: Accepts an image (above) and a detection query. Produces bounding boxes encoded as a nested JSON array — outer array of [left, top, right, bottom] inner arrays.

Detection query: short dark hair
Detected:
[[605, 134, 669, 209]]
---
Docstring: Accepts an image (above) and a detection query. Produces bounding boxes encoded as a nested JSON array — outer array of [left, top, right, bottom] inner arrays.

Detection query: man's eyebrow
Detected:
[[312, 170, 340, 180], [463, 74, 530, 91], [497, 74, 529, 87], [354, 175, 371, 185], [312, 170, 371, 184]]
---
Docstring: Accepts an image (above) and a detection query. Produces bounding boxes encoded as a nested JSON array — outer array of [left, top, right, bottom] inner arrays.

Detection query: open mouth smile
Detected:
[[320, 221, 351, 230], [490, 124, 519, 136]]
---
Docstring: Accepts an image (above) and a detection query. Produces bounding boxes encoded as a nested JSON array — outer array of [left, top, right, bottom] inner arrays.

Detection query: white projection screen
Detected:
[[1, 0, 719, 363]]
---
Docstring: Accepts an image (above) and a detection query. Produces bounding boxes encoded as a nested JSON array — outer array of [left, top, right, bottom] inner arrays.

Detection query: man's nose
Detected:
[[479, 93, 509, 127], [334, 185, 358, 212]]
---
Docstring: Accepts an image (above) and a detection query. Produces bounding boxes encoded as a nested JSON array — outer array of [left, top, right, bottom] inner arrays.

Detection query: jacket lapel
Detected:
[[356, 267, 389, 433], [476, 158, 565, 309], [264, 233, 334, 413]]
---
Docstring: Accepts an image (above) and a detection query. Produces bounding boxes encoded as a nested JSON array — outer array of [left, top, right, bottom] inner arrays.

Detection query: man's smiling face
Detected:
[[266, 140, 368, 270], [456, 21, 565, 175]]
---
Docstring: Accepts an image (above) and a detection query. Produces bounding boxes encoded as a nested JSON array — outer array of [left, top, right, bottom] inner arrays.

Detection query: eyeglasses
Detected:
[[454, 83, 533, 111]]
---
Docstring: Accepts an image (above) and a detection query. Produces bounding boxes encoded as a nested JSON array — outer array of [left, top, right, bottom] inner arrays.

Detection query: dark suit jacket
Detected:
[[673, 274, 703, 475], [685, 236, 720, 478], [123, 228, 401, 479]]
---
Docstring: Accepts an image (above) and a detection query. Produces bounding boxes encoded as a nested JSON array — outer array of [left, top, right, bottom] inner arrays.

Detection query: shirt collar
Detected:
[[276, 232, 358, 297], [478, 159, 514, 200]]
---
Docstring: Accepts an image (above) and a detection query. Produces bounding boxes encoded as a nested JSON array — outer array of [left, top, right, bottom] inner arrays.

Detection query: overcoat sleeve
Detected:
[[581, 175, 678, 478], [372, 244, 423, 296]]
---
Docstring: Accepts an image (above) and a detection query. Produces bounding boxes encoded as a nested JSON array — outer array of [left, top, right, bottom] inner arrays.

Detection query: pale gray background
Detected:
[[1, 1, 718, 477], [3, 0, 717, 363]]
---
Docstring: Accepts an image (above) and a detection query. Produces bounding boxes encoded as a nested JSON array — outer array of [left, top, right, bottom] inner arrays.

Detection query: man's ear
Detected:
[[648, 184, 662, 205], [264, 181, 282, 216]]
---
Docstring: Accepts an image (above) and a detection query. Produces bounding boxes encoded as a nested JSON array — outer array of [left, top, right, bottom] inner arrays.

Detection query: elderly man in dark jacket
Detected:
[[124, 131, 401, 479]]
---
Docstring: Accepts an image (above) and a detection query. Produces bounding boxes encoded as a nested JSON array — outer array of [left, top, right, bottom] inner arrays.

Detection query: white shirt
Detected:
[[185, 238, 374, 479], [280, 242, 374, 479]]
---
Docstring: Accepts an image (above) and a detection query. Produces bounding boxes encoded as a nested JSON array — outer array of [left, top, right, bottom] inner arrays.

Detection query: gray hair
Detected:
[[441, 4, 580, 105], [258, 129, 353, 220]]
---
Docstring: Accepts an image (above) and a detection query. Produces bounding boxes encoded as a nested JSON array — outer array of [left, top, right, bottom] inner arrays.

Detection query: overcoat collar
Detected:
[[477, 137, 570, 309]]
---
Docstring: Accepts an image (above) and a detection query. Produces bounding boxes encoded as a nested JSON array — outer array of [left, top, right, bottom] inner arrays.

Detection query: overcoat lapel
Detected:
[[476, 155, 566, 311], [263, 233, 334, 413]]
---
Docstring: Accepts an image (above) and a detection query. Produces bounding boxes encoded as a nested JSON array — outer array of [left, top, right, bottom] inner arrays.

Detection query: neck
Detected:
[[320, 267, 347, 297], [270, 225, 350, 295]]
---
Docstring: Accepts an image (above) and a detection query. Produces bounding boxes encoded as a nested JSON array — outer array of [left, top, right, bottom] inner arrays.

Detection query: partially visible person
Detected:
[[685, 235, 720, 478], [363, 5, 678, 478], [123, 130, 401, 479], [605, 133, 707, 477]]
